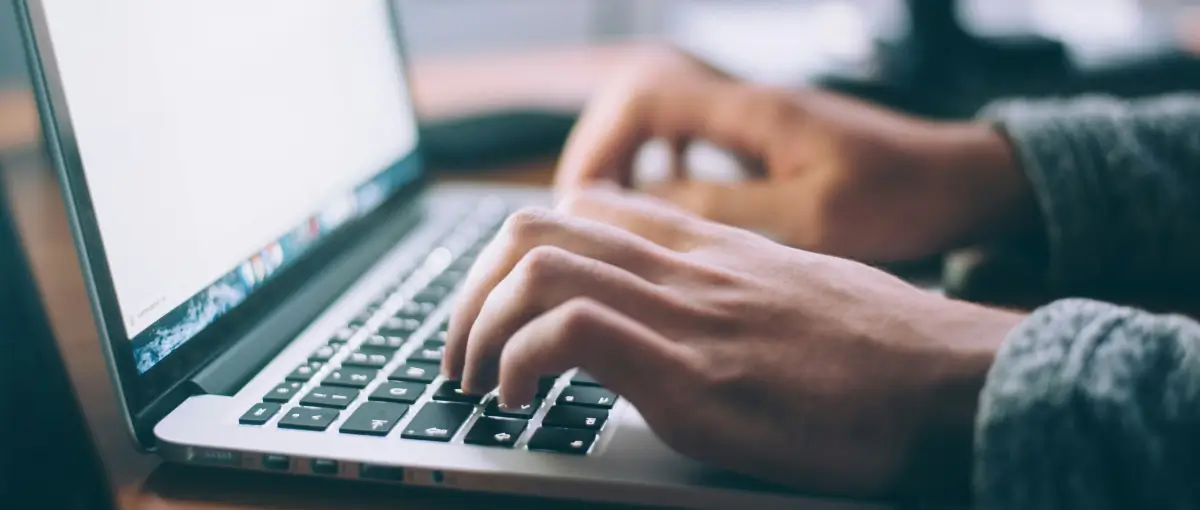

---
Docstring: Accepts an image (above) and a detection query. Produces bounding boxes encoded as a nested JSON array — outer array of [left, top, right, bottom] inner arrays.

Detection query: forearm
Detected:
[[956, 95, 1200, 296], [975, 298, 1200, 510]]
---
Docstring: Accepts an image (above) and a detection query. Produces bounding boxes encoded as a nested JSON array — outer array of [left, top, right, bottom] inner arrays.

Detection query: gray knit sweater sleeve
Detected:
[[971, 96, 1200, 509]]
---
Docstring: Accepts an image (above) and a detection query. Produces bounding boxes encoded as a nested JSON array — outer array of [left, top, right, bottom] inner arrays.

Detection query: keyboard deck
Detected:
[[238, 204, 620, 457]]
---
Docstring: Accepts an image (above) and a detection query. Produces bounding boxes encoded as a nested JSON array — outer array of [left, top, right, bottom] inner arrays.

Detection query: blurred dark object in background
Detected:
[[824, 0, 1200, 118], [420, 0, 1200, 169], [0, 167, 116, 510], [421, 110, 576, 172]]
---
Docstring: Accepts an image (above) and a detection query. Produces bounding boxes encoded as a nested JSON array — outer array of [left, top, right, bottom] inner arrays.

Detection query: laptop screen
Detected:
[[38, 1, 420, 374]]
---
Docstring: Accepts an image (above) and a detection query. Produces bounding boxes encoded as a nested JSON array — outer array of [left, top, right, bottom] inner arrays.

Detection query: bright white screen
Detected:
[[41, 1, 418, 337]]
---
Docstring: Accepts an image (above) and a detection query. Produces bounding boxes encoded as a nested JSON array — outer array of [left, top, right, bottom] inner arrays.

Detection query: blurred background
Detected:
[[7, 0, 1200, 168], [8, 0, 1200, 101]]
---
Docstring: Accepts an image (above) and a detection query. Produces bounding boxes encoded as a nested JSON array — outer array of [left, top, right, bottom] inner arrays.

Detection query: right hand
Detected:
[[555, 45, 1036, 263], [443, 188, 1023, 500]]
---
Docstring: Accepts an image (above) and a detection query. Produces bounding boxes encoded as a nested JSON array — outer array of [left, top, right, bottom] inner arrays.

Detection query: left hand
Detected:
[[443, 188, 1024, 500]]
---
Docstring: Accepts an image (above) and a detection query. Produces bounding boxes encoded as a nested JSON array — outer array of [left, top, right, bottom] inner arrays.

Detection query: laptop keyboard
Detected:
[[238, 202, 619, 456]]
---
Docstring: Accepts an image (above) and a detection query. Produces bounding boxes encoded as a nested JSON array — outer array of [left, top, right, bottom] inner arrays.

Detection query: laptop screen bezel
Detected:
[[15, 0, 429, 437]]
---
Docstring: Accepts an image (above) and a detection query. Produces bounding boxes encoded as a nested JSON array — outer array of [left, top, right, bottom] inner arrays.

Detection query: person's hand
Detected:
[[444, 188, 1025, 500], [556, 45, 1036, 263]]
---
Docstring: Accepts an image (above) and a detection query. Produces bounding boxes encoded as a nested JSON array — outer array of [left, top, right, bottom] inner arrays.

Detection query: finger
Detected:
[[643, 179, 790, 239], [555, 81, 782, 193], [554, 83, 649, 191], [461, 246, 688, 393], [667, 137, 691, 181], [444, 208, 676, 379], [556, 186, 713, 251], [496, 297, 697, 410]]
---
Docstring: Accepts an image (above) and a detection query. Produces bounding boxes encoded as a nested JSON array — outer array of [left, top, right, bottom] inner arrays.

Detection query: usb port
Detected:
[[311, 459, 338, 475], [359, 464, 404, 482], [262, 455, 290, 471]]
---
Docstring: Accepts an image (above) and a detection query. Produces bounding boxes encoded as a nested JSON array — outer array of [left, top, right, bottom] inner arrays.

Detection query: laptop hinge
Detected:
[[190, 200, 425, 396]]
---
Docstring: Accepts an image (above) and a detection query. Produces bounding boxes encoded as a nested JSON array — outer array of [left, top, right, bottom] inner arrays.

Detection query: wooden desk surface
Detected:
[[0, 44, 652, 510]]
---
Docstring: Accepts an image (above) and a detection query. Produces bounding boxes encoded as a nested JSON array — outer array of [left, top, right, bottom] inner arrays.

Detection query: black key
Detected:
[[285, 362, 323, 382], [435, 268, 467, 283], [432, 380, 485, 404], [239, 403, 281, 425], [389, 362, 438, 383], [426, 331, 448, 347], [527, 427, 596, 455], [349, 308, 378, 327], [331, 326, 358, 343], [277, 407, 338, 431], [400, 402, 473, 442], [394, 301, 436, 320], [571, 371, 602, 387], [264, 382, 303, 403], [299, 386, 359, 409], [369, 381, 426, 404], [449, 257, 476, 272], [377, 317, 422, 336], [409, 343, 444, 364], [343, 350, 391, 369], [309, 344, 338, 362], [543, 405, 608, 430], [464, 417, 527, 448], [339, 402, 409, 436], [557, 386, 617, 409], [362, 334, 405, 350], [413, 285, 451, 303], [324, 367, 377, 388], [484, 398, 540, 419], [536, 375, 559, 398]]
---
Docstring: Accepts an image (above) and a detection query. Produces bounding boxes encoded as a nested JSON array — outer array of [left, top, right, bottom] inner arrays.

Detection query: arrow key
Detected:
[[484, 398, 541, 419], [543, 405, 608, 431], [527, 427, 596, 455], [557, 386, 618, 409], [339, 402, 409, 437], [464, 417, 527, 448]]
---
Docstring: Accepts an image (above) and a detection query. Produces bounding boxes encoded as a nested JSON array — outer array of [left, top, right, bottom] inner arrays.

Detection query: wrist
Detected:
[[926, 122, 1040, 249], [901, 299, 1025, 502]]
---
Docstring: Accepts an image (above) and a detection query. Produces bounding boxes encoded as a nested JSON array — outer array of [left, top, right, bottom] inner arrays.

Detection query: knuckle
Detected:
[[554, 297, 603, 342], [556, 188, 603, 217], [503, 206, 557, 242], [517, 245, 572, 288]]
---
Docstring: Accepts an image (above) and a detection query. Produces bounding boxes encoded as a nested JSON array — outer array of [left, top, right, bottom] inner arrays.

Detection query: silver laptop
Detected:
[[16, 2, 881, 508]]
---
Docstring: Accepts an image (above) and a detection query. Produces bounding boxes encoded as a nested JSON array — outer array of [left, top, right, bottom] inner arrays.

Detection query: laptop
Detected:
[[14, 2, 881, 508], [0, 169, 116, 510]]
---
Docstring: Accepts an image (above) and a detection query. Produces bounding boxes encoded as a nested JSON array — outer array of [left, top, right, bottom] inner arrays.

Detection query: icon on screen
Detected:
[[266, 243, 284, 269], [251, 255, 267, 282], [238, 262, 256, 287]]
